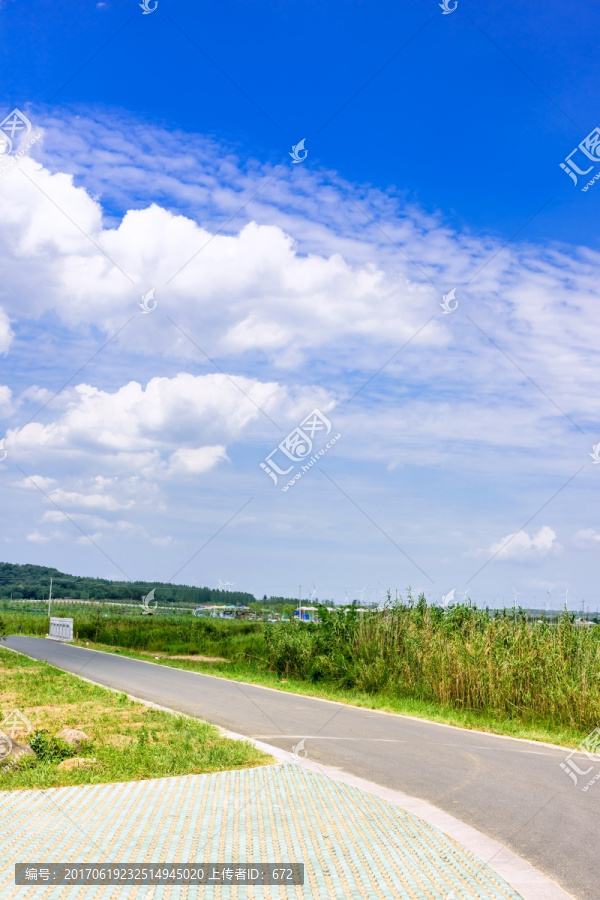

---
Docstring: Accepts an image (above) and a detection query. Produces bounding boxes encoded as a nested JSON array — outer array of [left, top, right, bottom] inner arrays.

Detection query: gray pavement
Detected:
[[5, 636, 598, 900]]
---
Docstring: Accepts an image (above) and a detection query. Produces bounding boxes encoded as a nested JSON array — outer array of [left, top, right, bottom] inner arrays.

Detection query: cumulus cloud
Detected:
[[0, 114, 595, 451], [17, 386, 54, 406], [0, 156, 433, 370], [168, 446, 229, 476], [484, 526, 561, 561], [7, 372, 333, 465], [0, 114, 597, 438], [5, 372, 335, 534]]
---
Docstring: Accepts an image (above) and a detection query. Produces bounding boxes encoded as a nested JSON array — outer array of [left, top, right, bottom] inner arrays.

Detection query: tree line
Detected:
[[0, 562, 257, 606]]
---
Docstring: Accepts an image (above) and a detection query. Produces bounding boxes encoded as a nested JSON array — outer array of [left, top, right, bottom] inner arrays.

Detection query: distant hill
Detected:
[[0, 562, 257, 606]]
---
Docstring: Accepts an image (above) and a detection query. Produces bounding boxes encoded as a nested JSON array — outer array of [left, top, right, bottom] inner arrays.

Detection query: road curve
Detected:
[[5, 636, 597, 900]]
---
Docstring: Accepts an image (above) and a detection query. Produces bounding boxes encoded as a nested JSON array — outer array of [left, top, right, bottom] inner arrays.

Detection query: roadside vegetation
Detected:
[[4, 593, 600, 748], [0, 645, 271, 790]]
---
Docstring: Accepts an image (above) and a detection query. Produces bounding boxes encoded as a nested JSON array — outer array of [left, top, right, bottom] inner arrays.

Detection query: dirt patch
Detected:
[[0, 692, 21, 705], [141, 652, 229, 663], [20, 705, 69, 717], [71, 643, 229, 664], [163, 654, 229, 663]]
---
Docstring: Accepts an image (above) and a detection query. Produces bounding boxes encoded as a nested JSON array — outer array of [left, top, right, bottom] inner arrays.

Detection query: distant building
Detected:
[[293, 607, 319, 623], [193, 605, 249, 618]]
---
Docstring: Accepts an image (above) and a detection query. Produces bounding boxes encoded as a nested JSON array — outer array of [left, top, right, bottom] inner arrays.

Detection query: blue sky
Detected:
[[3, 0, 599, 244], [0, 0, 599, 609]]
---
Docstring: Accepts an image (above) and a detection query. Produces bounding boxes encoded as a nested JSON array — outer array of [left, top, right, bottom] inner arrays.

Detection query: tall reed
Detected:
[[264, 597, 600, 730]]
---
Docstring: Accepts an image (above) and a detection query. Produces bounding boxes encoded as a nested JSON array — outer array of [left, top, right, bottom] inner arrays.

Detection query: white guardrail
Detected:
[[48, 617, 73, 641]]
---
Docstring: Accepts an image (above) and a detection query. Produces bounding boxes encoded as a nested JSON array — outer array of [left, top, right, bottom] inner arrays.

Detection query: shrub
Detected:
[[29, 730, 76, 763], [263, 625, 316, 677]]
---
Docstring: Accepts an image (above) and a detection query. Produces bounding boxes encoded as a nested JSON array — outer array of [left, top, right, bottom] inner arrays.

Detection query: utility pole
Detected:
[[297, 585, 301, 622], [47, 577, 53, 619]]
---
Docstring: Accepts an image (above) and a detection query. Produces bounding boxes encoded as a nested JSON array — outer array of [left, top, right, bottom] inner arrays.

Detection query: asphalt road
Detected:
[[5, 636, 598, 900]]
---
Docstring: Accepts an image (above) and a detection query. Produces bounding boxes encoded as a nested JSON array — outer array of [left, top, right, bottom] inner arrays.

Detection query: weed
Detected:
[[29, 730, 74, 763]]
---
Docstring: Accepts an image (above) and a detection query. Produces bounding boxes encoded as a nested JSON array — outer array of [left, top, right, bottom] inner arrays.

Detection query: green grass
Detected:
[[0, 647, 272, 791], [0, 607, 262, 658]]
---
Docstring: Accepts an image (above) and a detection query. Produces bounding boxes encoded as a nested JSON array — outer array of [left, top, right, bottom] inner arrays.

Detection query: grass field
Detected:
[[0, 647, 272, 791]]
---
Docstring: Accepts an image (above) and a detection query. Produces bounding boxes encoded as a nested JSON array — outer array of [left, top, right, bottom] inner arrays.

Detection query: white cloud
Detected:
[[0, 115, 598, 446], [18, 386, 54, 406], [168, 446, 229, 475], [0, 309, 13, 355], [19, 474, 58, 491], [484, 526, 561, 561], [0, 118, 595, 470], [7, 372, 333, 468], [574, 529, 600, 546], [42, 509, 111, 530], [0, 384, 12, 416], [48, 490, 131, 512], [0, 156, 433, 368], [1, 111, 598, 600], [26, 529, 61, 543], [5, 371, 334, 543]]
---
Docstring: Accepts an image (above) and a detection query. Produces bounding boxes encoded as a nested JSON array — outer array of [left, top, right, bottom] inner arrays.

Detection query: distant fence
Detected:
[[48, 617, 73, 641]]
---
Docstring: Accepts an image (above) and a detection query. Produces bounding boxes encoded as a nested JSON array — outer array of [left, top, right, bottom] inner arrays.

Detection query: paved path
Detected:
[[5, 637, 596, 899], [1, 765, 526, 899]]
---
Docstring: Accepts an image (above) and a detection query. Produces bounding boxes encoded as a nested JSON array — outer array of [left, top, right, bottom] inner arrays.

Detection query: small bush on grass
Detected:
[[29, 731, 76, 763]]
